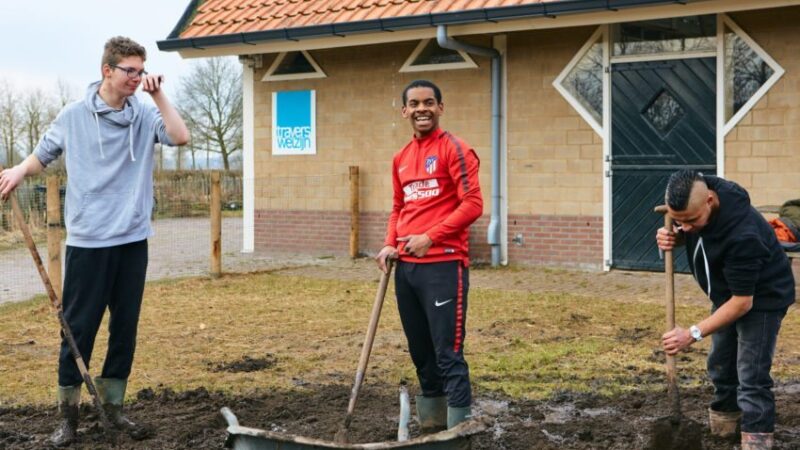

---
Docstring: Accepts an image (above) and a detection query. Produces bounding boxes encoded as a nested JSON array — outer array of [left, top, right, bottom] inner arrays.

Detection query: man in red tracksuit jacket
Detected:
[[376, 79, 483, 433]]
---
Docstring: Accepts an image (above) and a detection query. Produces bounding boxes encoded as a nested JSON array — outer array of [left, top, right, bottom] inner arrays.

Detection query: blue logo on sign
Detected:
[[425, 156, 437, 174]]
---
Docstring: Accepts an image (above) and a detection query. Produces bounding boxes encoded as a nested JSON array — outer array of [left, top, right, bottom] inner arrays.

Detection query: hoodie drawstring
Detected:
[[93, 113, 106, 159], [93, 112, 136, 162], [692, 237, 712, 299], [129, 124, 136, 162]]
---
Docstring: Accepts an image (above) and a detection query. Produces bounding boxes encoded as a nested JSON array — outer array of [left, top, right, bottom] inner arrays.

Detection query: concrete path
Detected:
[[0, 217, 326, 305]]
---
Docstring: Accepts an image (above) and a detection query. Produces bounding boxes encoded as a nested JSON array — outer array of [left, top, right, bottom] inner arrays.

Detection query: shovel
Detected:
[[649, 205, 702, 449], [0, 167, 115, 438], [334, 258, 394, 443]]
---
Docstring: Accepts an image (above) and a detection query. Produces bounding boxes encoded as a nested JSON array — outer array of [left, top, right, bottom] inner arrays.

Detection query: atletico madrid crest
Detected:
[[425, 156, 437, 174]]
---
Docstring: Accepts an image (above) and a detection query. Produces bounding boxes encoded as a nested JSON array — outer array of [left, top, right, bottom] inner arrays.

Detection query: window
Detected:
[[554, 28, 604, 135], [612, 15, 716, 57], [400, 39, 477, 72], [722, 15, 783, 130], [263, 51, 326, 82]]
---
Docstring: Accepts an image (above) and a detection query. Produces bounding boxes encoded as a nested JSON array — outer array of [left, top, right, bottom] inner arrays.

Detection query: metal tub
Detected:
[[221, 407, 489, 450]]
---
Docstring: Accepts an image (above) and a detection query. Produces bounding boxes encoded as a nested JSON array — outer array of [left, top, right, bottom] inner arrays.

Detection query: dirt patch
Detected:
[[208, 354, 278, 373], [2, 381, 800, 449]]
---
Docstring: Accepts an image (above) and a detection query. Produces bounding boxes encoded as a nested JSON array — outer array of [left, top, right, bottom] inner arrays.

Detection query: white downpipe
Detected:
[[242, 61, 255, 253]]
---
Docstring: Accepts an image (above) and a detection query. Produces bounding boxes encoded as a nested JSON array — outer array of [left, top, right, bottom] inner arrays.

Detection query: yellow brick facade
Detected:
[[248, 5, 799, 265], [252, 38, 493, 214], [725, 7, 800, 206]]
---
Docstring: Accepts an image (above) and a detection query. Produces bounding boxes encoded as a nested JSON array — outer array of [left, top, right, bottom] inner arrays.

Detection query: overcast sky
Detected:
[[0, 0, 205, 98]]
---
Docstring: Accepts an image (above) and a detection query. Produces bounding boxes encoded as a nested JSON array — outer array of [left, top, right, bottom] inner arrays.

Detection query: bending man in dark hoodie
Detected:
[[0, 36, 189, 446], [656, 170, 794, 450]]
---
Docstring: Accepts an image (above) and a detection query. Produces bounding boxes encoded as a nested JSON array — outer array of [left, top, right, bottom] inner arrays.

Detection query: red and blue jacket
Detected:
[[384, 128, 483, 266]]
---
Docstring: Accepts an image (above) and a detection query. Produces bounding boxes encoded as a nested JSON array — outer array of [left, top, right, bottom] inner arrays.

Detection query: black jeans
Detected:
[[58, 240, 148, 387], [707, 307, 787, 433], [395, 260, 471, 408]]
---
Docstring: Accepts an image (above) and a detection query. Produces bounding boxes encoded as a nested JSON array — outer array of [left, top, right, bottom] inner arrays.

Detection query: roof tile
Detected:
[[179, 0, 570, 40]]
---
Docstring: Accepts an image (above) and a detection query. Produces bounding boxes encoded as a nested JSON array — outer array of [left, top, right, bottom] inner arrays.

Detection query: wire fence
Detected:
[[0, 171, 245, 305]]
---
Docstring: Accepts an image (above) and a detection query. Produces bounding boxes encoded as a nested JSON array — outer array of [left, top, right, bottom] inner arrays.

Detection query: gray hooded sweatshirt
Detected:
[[34, 81, 174, 248]]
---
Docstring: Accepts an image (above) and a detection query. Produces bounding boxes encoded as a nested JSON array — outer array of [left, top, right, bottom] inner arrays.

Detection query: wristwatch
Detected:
[[689, 325, 703, 342]]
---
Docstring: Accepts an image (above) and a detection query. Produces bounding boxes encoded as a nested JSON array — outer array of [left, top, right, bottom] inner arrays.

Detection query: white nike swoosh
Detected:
[[434, 298, 454, 307], [398, 165, 408, 173]]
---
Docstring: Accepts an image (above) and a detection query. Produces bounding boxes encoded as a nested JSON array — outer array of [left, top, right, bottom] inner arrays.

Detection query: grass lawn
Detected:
[[1, 270, 799, 406]]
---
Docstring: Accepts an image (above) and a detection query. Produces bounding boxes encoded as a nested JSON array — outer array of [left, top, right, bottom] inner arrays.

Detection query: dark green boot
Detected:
[[447, 405, 472, 429], [50, 385, 81, 447], [415, 395, 447, 434], [94, 377, 154, 440]]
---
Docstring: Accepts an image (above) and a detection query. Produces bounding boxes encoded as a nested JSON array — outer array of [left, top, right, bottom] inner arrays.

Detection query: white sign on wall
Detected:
[[271, 90, 317, 155]]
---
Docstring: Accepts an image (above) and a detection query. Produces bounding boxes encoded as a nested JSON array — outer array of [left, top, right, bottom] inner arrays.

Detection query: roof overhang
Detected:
[[158, 0, 800, 58]]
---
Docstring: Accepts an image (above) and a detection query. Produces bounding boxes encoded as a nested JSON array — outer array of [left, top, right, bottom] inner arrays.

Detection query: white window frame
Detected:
[[399, 39, 478, 73], [720, 13, 785, 136], [553, 27, 606, 136], [262, 50, 327, 82]]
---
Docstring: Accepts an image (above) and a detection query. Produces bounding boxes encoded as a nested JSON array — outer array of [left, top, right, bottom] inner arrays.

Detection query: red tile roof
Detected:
[[179, 0, 568, 39], [158, 0, 678, 51]]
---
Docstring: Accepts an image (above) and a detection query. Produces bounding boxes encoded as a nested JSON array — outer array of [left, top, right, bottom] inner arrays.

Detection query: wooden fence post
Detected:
[[349, 166, 359, 259], [47, 176, 62, 299], [210, 171, 222, 278]]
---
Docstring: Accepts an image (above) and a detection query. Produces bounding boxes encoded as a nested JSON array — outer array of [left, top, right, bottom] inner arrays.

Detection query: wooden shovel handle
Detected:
[[345, 259, 394, 417], [1, 164, 115, 434], [655, 204, 681, 420]]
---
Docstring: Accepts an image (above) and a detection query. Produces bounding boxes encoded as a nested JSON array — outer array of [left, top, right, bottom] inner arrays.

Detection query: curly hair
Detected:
[[101, 36, 146, 71]]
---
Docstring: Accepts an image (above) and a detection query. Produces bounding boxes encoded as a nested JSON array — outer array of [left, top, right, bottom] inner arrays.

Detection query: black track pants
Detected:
[[395, 260, 471, 407], [58, 240, 148, 387]]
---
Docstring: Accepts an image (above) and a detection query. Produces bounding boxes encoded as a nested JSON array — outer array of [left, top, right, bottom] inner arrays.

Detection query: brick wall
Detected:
[[725, 7, 800, 206], [255, 209, 603, 268], [250, 28, 606, 267]]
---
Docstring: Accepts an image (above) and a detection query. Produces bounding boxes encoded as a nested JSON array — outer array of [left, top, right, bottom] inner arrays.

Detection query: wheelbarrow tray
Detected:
[[222, 407, 489, 450]]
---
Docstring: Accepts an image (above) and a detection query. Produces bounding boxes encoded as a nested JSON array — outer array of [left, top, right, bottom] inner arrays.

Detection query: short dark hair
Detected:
[[665, 170, 705, 211], [402, 80, 442, 105]]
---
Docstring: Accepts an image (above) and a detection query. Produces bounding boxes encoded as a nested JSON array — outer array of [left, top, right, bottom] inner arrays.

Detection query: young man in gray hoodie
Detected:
[[0, 36, 189, 446]]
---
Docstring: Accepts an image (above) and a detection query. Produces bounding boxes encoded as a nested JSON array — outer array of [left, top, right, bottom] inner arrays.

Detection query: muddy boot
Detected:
[[741, 432, 774, 450], [708, 408, 741, 440], [447, 406, 472, 429], [50, 385, 81, 447], [415, 395, 447, 434], [94, 377, 154, 440]]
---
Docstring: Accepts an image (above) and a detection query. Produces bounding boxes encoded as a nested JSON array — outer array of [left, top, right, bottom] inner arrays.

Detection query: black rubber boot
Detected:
[[95, 377, 154, 440], [49, 385, 80, 447]]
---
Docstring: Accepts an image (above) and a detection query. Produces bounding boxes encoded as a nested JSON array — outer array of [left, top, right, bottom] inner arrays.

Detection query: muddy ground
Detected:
[[2, 378, 800, 449], [2, 260, 800, 449]]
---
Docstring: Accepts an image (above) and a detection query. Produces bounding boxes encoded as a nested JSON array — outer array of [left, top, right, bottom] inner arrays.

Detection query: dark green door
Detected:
[[611, 58, 716, 271]]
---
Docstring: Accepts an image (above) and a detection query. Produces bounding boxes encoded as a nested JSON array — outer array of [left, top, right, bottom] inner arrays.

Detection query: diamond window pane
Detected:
[[724, 25, 775, 121], [613, 15, 716, 57], [411, 41, 465, 66], [273, 52, 316, 75], [644, 90, 685, 134], [561, 41, 603, 123]]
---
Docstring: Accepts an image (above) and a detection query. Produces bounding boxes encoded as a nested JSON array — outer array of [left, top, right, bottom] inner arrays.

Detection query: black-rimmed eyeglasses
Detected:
[[110, 64, 148, 79]]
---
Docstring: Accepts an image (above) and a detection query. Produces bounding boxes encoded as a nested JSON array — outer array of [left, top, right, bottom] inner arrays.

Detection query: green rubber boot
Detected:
[[50, 385, 81, 447], [415, 395, 447, 434], [95, 377, 154, 440], [447, 405, 472, 429], [708, 408, 741, 440]]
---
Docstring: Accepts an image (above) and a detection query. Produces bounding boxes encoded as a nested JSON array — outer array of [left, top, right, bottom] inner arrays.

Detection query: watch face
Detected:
[[691, 327, 701, 340]]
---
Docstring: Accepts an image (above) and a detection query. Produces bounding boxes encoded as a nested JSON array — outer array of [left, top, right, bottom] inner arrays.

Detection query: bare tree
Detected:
[[177, 57, 242, 171], [56, 78, 78, 108], [0, 81, 22, 166], [20, 88, 55, 156]]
